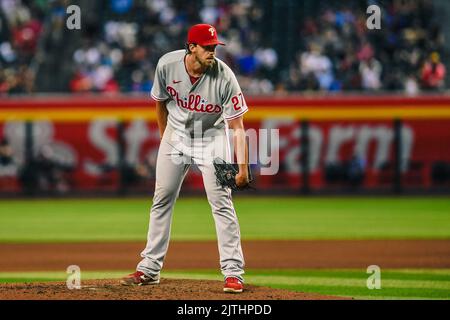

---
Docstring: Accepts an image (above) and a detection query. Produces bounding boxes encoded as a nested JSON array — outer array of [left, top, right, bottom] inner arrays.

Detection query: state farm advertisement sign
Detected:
[[1, 118, 449, 191]]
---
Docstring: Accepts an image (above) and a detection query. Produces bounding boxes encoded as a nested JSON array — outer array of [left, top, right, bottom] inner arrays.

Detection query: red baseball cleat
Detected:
[[223, 276, 244, 293], [120, 271, 160, 286]]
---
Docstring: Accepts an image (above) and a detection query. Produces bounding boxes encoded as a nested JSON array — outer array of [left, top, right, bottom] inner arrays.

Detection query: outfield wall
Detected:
[[1, 95, 450, 194]]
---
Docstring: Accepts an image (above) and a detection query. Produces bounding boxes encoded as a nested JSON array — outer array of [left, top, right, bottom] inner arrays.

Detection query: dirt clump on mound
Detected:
[[0, 279, 349, 300]]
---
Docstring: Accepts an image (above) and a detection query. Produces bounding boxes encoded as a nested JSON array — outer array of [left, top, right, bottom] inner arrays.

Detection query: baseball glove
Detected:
[[213, 157, 253, 191]]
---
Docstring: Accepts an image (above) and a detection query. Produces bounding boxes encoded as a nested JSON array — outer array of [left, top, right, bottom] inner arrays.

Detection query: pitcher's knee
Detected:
[[152, 185, 179, 209], [212, 206, 239, 222]]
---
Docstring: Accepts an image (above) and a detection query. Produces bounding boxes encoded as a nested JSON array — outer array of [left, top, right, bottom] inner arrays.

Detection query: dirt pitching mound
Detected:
[[0, 279, 349, 300]]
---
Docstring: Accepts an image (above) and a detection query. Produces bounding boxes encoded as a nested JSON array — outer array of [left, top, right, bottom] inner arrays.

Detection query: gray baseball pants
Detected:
[[137, 125, 245, 281]]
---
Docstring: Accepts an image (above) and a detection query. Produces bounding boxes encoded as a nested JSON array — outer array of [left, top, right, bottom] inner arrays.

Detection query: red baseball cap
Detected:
[[187, 24, 225, 46]]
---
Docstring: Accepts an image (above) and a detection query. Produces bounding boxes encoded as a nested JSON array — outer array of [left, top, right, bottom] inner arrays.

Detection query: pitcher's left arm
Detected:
[[227, 116, 249, 188]]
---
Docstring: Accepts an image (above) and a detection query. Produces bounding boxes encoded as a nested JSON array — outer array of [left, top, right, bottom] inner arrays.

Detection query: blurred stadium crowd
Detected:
[[0, 0, 447, 95]]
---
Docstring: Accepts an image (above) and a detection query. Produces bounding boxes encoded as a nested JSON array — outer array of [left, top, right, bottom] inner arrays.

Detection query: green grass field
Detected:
[[1, 197, 449, 242], [0, 197, 449, 299]]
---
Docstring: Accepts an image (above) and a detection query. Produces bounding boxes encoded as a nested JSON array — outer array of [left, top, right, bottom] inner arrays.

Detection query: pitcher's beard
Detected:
[[196, 56, 216, 70]]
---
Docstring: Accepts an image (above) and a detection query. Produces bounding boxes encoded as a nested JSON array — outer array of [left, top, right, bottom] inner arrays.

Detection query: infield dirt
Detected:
[[0, 240, 449, 271]]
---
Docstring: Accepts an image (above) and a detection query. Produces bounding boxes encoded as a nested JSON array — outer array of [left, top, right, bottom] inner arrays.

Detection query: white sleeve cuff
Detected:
[[151, 92, 168, 101], [224, 107, 248, 121]]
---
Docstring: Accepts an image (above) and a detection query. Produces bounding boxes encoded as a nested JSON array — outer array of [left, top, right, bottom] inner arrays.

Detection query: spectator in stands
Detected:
[[69, 71, 93, 92], [37, 144, 74, 193], [421, 52, 446, 91], [134, 151, 158, 181], [404, 72, 420, 96], [359, 57, 382, 91], [346, 155, 366, 187], [119, 150, 158, 189], [300, 43, 334, 91], [10, 7, 43, 61], [0, 138, 17, 177], [19, 144, 73, 194]]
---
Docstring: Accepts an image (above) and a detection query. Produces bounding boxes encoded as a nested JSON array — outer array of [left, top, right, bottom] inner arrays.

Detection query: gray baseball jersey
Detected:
[[151, 49, 248, 137]]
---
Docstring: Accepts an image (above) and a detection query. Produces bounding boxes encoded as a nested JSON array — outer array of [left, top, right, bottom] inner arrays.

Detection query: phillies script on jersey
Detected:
[[166, 85, 222, 114]]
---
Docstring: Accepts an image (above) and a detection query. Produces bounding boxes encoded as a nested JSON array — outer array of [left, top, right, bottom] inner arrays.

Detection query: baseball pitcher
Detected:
[[121, 24, 249, 293]]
